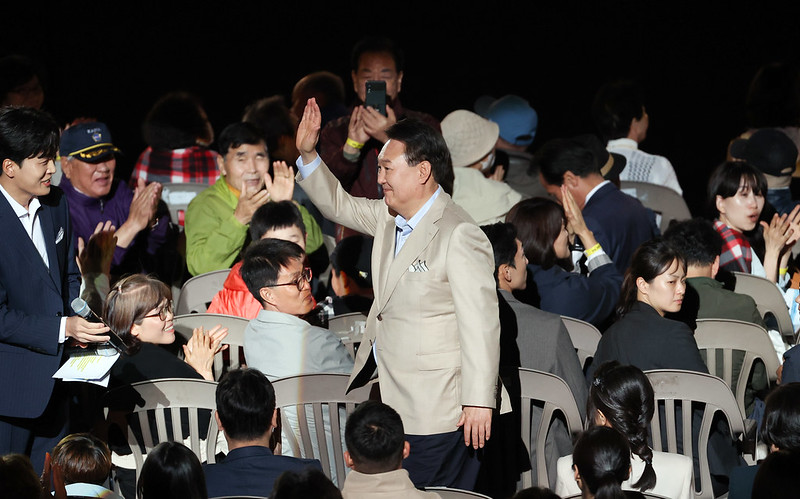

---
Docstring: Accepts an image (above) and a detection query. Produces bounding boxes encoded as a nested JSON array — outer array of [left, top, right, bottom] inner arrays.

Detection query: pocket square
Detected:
[[408, 259, 429, 272], [55, 227, 64, 244]]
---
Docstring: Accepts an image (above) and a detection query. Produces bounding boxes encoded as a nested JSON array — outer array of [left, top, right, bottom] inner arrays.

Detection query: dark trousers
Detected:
[[0, 382, 69, 474], [403, 429, 482, 491]]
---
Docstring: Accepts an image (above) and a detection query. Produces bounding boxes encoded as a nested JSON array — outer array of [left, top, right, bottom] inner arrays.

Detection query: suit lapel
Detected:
[[0, 194, 59, 293], [38, 203, 62, 294], [376, 220, 396, 306], [377, 193, 447, 309]]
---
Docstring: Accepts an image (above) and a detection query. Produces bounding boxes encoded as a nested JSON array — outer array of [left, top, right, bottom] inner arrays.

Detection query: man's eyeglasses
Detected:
[[143, 301, 173, 321], [266, 267, 312, 292]]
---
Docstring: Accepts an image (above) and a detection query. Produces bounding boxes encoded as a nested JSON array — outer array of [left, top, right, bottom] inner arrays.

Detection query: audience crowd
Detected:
[[3, 41, 800, 499]]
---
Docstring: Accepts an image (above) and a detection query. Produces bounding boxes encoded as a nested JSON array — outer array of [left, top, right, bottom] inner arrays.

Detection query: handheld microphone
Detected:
[[70, 297, 125, 353]]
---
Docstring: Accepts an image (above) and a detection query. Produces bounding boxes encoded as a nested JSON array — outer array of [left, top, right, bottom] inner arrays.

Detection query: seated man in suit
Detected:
[[480, 221, 587, 493], [342, 400, 442, 499], [203, 367, 322, 497], [663, 217, 770, 417], [534, 136, 658, 274]]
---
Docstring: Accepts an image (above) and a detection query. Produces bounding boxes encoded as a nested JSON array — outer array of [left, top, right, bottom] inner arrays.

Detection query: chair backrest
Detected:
[[161, 182, 208, 228], [327, 312, 368, 337], [425, 487, 493, 498], [730, 271, 795, 342], [518, 367, 584, 489], [619, 180, 692, 233], [103, 378, 220, 485], [693, 318, 780, 416], [644, 369, 745, 499], [175, 269, 230, 315], [327, 312, 367, 358], [173, 313, 250, 379], [562, 494, 670, 499], [560, 316, 602, 372], [271, 373, 373, 488]]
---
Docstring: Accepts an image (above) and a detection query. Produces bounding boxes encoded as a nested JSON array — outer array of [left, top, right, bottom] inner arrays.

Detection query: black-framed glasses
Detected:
[[266, 267, 312, 292], [143, 301, 173, 321]]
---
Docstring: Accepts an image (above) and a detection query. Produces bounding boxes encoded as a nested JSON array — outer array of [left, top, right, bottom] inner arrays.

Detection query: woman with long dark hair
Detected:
[[506, 187, 622, 327], [587, 238, 708, 379], [555, 361, 693, 499], [585, 239, 745, 496]]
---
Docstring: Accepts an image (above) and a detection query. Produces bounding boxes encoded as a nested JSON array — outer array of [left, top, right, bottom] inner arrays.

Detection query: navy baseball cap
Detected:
[[59, 121, 121, 163]]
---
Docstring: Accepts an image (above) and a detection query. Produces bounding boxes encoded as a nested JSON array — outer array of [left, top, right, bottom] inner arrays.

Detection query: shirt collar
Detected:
[[395, 186, 442, 231], [584, 180, 611, 205], [0, 182, 40, 217], [607, 137, 639, 150]]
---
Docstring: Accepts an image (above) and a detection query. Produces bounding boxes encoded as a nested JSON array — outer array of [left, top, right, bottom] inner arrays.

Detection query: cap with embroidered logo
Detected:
[[59, 121, 121, 163]]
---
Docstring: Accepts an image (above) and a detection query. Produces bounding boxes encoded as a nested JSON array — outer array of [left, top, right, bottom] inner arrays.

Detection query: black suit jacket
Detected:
[[0, 186, 79, 419], [583, 182, 659, 274], [203, 445, 321, 498]]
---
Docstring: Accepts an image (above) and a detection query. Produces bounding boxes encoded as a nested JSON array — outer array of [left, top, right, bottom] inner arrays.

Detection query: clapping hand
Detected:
[[183, 325, 229, 381]]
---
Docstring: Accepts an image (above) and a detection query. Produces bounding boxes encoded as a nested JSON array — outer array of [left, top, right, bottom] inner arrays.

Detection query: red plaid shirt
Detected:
[[131, 146, 221, 184], [714, 219, 752, 273]]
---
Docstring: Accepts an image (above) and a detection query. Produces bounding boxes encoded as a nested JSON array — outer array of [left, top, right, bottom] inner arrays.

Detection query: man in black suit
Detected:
[[534, 136, 658, 274], [203, 368, 321, 498], [0, 107, 109, 473]]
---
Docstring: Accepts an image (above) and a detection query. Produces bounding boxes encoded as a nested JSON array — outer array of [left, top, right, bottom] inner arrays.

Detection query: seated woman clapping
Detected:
[[105, 274, 228, 385]]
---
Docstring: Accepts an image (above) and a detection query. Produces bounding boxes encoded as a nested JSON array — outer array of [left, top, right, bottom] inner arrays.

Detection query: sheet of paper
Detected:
[[53, 352, 119, 387]]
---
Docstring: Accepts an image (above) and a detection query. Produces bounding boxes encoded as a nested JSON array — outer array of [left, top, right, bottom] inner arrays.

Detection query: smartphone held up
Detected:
[[365, 80, 387, 116]]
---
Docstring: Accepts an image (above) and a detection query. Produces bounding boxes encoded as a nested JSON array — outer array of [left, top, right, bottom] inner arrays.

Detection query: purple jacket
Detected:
[[59, 176, 171, 276]]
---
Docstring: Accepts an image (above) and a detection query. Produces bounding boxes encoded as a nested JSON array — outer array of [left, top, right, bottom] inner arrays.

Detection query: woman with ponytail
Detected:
[[555, 361, 693, 499], [584, 238, 744, 496], [585, 238, 708, 381]]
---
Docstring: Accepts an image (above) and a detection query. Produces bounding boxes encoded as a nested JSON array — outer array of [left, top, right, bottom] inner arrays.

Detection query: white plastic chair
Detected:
[[425, 487, 492, 498], [518, 367, 584, 489], [693, 318, 780, 417], [644, 369, 746, 499], [174, 269, 230, 315], [173, 313, 250, 380], [271, 373, 373, 489], [730, 271, 796, 343], [560, 316, 602, 372], [620, 180, 692, 233], [103, 378, 220, 486], [161, 182, 208, 228]]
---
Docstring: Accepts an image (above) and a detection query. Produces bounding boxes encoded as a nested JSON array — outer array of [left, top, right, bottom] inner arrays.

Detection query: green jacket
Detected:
[[185, 177, 323, 276]]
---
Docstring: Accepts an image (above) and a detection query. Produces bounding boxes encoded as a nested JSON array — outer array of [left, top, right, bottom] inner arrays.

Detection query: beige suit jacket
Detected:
[[298, 160, 503, 435], [342, 469, 442, 499]]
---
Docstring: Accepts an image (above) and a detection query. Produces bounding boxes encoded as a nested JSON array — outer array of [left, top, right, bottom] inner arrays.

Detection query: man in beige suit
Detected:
[[294, 98, 503, 489]]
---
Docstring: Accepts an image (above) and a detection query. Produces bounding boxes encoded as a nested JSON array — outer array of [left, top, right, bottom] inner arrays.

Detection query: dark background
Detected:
[[6, 1, 800, 216]]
